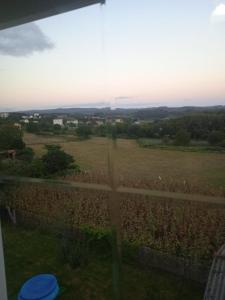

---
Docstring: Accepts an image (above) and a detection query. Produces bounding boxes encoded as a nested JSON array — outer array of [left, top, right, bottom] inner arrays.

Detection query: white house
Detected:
[[67, 120, 79, 126], [96, 120, 104, 126], [134, 120, 141, 125], [14, 123, 22, 129], [33, 113, 41, 118], [21, 119, 29, 124], [0, 112, 9, 118], [53, 119, 64, 126]]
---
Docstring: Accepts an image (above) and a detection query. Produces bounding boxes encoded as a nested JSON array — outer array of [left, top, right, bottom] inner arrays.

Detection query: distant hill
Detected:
[[134, 106, 225, 120], [19, 105, 225, 120]]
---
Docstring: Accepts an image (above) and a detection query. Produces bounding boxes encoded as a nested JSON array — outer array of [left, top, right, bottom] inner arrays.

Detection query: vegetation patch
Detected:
[[137, 138, 225, 153], [3, 223, 203, 300]]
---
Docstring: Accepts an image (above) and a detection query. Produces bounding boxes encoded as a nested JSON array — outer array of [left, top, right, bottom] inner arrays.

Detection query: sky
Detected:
[[0, 0, 225, 111]]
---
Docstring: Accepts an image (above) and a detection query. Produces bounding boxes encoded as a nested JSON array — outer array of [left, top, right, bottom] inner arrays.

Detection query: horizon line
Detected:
[[1, 104, 225, 113]]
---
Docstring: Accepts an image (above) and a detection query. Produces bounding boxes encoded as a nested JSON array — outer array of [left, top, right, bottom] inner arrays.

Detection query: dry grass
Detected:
[[24, 133, 225, 189]]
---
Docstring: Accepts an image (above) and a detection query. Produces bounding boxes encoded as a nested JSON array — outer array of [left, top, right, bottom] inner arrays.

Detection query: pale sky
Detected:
[[0, 0, 225, 111]]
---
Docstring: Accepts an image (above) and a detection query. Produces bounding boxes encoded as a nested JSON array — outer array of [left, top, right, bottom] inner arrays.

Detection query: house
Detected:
[[134, 120, 141, 125], [115, 118, 123, 123], [53, 119, 64, 126], [0, 112, 9, 118], [14, 123, 22, 129], [21, 119, 29, 124], [33, 113, 41, 118], [67, 120, 79, 127], [96, 120, 104, 126]]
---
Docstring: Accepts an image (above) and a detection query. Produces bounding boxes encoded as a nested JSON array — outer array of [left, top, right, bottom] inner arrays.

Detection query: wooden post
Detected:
[[0, 219, 8, 300]]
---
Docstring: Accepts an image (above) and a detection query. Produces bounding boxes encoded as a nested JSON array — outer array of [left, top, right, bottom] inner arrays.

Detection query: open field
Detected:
[[3, 223, 203, 300], [24, 133, 225, 189]]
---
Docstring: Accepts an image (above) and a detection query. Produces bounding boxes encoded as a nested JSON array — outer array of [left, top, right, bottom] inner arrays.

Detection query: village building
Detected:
[[14, 123, 22, 129], [53, 119, 64, 126], [21, 119, 30, 124], [0, 112, 9, 118], [66, 120, 79, 126]]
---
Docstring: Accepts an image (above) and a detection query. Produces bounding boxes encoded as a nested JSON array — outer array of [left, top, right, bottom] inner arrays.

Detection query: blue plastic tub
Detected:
[[18, 274, 59, 300]]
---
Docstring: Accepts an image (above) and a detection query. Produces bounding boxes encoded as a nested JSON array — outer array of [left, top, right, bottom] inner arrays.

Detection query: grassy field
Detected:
[[24, 133, 225, 189], [3, 223, 203, 300]]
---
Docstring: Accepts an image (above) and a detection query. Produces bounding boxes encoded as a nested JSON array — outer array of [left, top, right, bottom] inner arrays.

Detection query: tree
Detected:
[[208, 131, 225, 146], [174, 129, 191, 146], [28, 159, 46, 178], [26, 122, 40, 134], [42, 144, 76, 175], [53, 124, 62, 133], [0, 125, 25, 150], [16, 147, 34, 162], [76, 125, 92, 139]]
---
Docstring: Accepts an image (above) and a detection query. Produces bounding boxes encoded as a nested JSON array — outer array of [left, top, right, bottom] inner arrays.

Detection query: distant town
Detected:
[[1, 106, 225, 146]]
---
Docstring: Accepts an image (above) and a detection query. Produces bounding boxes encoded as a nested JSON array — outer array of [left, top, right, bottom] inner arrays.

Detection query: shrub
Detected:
[[61, 228, 90, 268], [0, 125, 25, 150], [208, 131, 225, 146], [0, 159, 29, 176], [16, 147, 34, 162], [42, 144, 77, 175], [174, 130, 191, 146], [26, 122, 40, 134], [28, 159, 46, 178], [162, 135, 170, 145], [61, 226, 112, 268], [76, 125, 92, 140]]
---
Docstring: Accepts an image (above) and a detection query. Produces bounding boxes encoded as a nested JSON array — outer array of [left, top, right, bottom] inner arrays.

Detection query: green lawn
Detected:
[[2, 224, 203, 300]]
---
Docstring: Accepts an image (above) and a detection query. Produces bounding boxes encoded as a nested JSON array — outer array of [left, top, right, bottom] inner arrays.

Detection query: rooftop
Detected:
[[0, 0, 105, 30]]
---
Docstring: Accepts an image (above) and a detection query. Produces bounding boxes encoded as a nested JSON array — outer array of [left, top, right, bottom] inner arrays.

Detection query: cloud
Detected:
[[211, 3, 225, 23], [0, 23, 54, 57]]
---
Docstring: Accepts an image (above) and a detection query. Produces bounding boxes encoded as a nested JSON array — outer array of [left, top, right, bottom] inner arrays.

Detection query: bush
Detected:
[[174, 130, 191, 146], [16, 147, 34, 162], [26, 122, 40, 134], [162, 135, 170, 145], [42, 144, 77, 175], [0, 159, 30, 176], [208, 131, 225, 146], [61, 226, 112, 269], [76, 125, 92, 139], [61, 228, 90, 268], [0, 144, 80, 178], [0, 125, 25, 150], [28, 159, 46, 177]]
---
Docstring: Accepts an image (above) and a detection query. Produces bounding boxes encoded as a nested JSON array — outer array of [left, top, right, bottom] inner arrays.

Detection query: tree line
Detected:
[[94, 112, 225, 146], [23, 112, 225, 146]]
